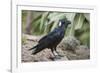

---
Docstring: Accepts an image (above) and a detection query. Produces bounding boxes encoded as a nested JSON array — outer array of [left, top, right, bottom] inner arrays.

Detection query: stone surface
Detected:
[[22, 34, 90, 62]]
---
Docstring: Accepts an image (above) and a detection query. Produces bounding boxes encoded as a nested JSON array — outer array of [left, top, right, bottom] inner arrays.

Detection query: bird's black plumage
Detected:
[[29, 18, 71, 57]]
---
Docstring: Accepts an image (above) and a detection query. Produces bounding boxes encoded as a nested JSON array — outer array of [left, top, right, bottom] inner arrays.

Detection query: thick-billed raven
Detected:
[[29, 17, 71, 58]]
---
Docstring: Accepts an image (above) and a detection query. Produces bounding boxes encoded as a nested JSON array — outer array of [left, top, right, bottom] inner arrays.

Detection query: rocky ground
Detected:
[[22, 34, 90, 62]]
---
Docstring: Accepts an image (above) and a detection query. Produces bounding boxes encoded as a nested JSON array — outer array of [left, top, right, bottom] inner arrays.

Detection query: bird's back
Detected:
[[38, 27, 65, 48], [29, 18, 71, 55]]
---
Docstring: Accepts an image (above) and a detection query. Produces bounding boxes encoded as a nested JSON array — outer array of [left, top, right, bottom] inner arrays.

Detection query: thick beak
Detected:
[[67, 20, 71, 24]]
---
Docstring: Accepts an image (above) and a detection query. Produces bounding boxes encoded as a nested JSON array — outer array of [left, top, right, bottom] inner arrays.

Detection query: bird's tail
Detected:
[[29, 44, 45, 55], [28, 45, 38, 51], [32, 46, 44, 55]]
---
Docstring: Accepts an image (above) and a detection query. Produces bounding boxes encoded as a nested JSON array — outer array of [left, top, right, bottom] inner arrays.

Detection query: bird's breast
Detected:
[[57, 30, 64, 37]]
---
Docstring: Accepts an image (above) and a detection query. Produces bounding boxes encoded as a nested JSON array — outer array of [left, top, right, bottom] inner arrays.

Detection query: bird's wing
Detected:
[[38, 35, 48, 43], [38, 28, 59, 43]]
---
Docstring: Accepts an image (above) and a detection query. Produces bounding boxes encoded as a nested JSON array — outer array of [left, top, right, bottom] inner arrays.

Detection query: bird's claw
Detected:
[[54, 55, 61, 59], [58, 54, 64, 57]]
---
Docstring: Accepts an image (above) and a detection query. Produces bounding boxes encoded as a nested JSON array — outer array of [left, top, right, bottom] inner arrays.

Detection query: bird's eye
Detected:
[[59, 22, 62, 26]]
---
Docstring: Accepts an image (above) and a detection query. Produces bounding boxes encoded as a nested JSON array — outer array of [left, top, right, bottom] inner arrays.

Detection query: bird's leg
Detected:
[[54, 48, 64, 57], [50, 48, 61, 59], [51, 48, 58, 56]]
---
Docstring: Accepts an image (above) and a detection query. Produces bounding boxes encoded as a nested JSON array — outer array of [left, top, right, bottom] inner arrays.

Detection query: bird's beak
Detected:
[[67, 20, 71, 24]]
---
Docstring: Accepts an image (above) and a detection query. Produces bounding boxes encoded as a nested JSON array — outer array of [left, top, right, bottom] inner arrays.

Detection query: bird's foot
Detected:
[[53, 55, 61, 60], [49, 55, 61, 60], [58, 54, 64, 57], [56, 51, 64, 57]]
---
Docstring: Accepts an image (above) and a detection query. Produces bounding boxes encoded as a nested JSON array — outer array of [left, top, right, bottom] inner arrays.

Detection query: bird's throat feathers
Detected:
[[59, 24, 68, 31]]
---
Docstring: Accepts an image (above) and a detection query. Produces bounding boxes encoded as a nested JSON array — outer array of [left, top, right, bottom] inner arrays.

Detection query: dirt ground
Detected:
[[22, 34, 90, 62]]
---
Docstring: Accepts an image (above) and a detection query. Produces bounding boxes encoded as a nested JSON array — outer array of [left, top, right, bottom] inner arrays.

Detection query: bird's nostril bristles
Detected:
[[68, 21, 71, 24]]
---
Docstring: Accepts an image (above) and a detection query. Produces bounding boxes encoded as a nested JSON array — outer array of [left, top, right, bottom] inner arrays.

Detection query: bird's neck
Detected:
[[59, 24, 67, 30], [58, 25, 66, 34]]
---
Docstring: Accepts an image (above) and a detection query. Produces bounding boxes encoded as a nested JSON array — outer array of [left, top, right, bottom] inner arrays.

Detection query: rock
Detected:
[[59, 36, 80, 52], [75, 45, 90, 59], [64, 45, 90, 60], [22, 34, 90, 62]]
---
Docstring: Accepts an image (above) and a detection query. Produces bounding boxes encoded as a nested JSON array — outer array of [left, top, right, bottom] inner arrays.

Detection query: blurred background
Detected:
[[22, 10, 90, 47], [22, 10, 90, 62]]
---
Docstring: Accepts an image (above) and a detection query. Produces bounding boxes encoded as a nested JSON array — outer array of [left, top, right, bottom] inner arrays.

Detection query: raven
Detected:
[[29, 17, 71, 58]]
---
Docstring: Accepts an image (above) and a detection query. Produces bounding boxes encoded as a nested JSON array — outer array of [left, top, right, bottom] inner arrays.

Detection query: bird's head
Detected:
[[59, 17, 71, 28]]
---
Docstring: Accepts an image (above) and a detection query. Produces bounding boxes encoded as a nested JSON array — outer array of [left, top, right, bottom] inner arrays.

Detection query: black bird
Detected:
[[29, 17, 71, 58]]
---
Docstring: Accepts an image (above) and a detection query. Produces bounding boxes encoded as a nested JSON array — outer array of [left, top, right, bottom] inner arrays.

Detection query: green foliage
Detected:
[[22, 10, 90, 47], [22, 36, 27, 45], [22, 10, 27, 32]]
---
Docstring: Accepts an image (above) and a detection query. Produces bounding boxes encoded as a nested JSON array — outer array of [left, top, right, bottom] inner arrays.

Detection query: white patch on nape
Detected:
[[58, 22, 62, 26]]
